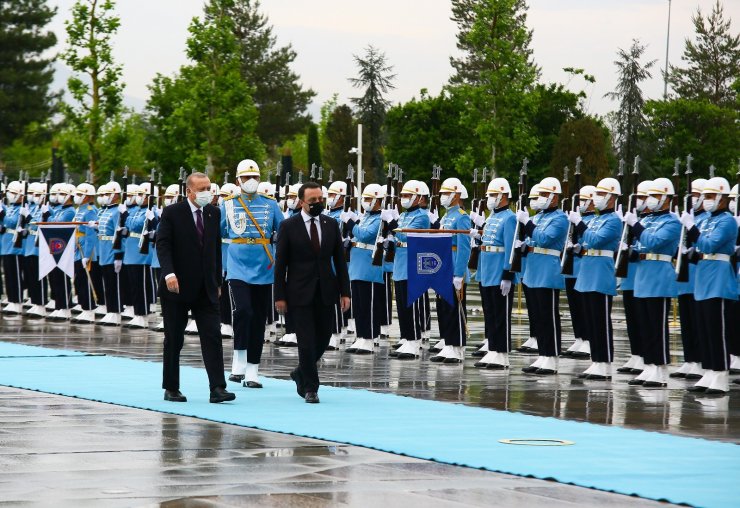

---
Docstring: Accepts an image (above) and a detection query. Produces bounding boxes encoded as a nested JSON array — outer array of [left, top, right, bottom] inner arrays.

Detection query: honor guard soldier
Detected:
[[70, 183, 100, 324], [23, 182, 49, 318], [385, 180, 430, 359], [46, 183, 77, 321], [1, 180, 27, 315], [430, 177, 472, 364], [96, 182, 126, 326], [257, 181, 279, 342], [119, 184, 140, 320], [345, 183, 386, 354], [516, 184, 543, 353], [680, 177, 738, 394], [222, 159, 283, 388], [562, 185, 597, 359], [416, 181, 434, 342], [472, 177, 517, 369], [729, 184, 740, 379], [325, 180, 350, 349], [569, 178, 623, 380], [151, 184, 180, 331], [218, 183, 239, 338], [622, 178, 680, 387], [274, 183, 302, 346], [517, 177, 568, 374], [672, 179, 709, 380]]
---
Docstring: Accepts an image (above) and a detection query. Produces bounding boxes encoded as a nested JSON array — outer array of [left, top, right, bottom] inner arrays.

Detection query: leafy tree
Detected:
[[349, 45, 396, 183], [61, 0, 124, 177], [318, 93, 338, 146], [669, 0, 739, 106], [206, 0, 315, 150], [604, 39, 655, 168], [279, 135, 307, 174], [1, 122, 54, 178], [0, 0, 57, 148], [306, 123, 321, 170], [322, 104, 356, 174], [550, 117, 612, 186]]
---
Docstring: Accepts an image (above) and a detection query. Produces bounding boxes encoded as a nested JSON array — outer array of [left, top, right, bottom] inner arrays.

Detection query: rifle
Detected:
[[675, 156, 692, 281], [0, 171, 6, 223], [343, 164, 355, 261], [430, 165, 442, 214], [615, 155, 641, 277], [272, 165, 280, 199], [373, 163, 395, 266], [178, 167, 186, 202], [616, 159, 625, 210], [111, 166, 128, 250], [560, 157, 582, 275], [157, 171, 163, 208], [139, 168, 156, 255], [11, 171, 28, 249], [509, 158, 529, 273], [310, 163, 316, 183], [467, 168, 481, 270], [561, 165, 570, 212], [317, 166, 324, 187]]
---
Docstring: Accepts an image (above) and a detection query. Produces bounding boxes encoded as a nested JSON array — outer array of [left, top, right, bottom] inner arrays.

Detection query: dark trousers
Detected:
[[528, 287, 561, 356], [125, 264, 155, 316], [696, 298, 732, 371], [729, 299, 740, 357], [331, 299, 343, 334], [622, 290, 641, 357], [436, 284, 467, 347], [219, 277, 232, 325], [635, 296, 670, 366], [100, 264, 122, 313], [291, 287, 333, 393], [49, 267, 72, 309], [3, 255, 24, 303], [678, 294, 702, 363], [24, 256, 48, 305], [380, 272, 393, 326], [161, 289, 226, 391], [73, 260, 97, 310], [480, 283, 514, 353], [582, 292, 614, 363], [266, 284, 277, 325], [565, 278, 588, 340], [92, 261, 106, 307], [120, 265, 133, 308], [351, 280, 384, 339], [422, 290, 432, 331], [522, 283, 538, 339], [229, 280, 270, 364], [394, 280, 423, 341]]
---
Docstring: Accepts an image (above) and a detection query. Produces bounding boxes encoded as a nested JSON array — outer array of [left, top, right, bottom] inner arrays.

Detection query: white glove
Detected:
[[500, 279, 512, 296], [380, 208, 397, 222], [81, 258, 89, 267], [615, 204, 624, 221], [572, 243, 583, 254], [735, 216, 740, 227], [623, 211, 638, 226], [679, 210, 695, 230], [117, 203, 127, 214], [619, 241, 629, 252], [145, 209, 155, 220], [19, 204, 30, 217], [156, 207, 163, 216], [283, 210, 290, 219], [514, 239, 523, 249], [113, 260, 122, 273], [87, 220, 98, 229], [470, 211, 480, 225], [468, 227, 481, 239], [40, 203, 50, 214], [473, 212, 486, 227], [567, 210, 582, 225], [427, 209, 439, 224], [670, 205, 680, 221], [340, 210, 353, 223], [516, 209, 530, 225], [453, 276, 463, 290]]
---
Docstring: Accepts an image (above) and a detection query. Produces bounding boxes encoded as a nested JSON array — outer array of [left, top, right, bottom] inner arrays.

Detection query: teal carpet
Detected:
[[0, 342, 736, 508], [0, 342, 92, 358]]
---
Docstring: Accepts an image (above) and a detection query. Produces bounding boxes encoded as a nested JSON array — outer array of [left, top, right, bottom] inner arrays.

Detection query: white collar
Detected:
[[300, 209, 318, 222], [187, 198, 201, 214]]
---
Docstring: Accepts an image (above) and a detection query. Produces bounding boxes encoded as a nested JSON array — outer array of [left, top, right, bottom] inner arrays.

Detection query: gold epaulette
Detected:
[[258, 193, 276, 200], [223, 195, 236, 201]]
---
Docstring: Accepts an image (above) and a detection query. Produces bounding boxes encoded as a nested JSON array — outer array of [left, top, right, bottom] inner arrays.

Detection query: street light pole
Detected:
[[663, 0, 672, 99], [356, 123, 363, 210]]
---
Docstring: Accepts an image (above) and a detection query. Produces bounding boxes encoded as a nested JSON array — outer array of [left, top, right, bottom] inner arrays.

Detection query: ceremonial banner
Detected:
[[406, 232, 454, 306], [38, 224, 76, 279]]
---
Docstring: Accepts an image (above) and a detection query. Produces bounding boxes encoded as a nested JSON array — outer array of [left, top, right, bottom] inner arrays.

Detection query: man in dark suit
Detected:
[[157, 172, 235, 404], [274, 182, 351, 403]]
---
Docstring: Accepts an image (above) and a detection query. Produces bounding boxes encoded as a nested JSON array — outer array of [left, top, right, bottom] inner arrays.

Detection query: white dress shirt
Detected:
[[301, 209, 322, 245]]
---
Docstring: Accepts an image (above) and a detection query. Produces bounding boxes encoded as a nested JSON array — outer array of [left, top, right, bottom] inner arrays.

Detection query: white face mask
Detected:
[[99, 195, 112, 206], [240, 179, 259, 194], [534, 195, 552, 210], [6, 192, 17, 203], [692, 195, 704, 212], [578, 199, 591, 213], [218, 197, 224, 206], [49, 193, 59, 204], [125, 196, 135, 206], [440, 194, 454, 209], [593, 195, 609, 211], [400, 197, 414, 209], [74, 195, 84, 205], [635, 197, 646, 212], [134, 195, 146, 206], [646, 195, 664, 211], [361, 200, 375, 213], [327, 195, 341, 208], [194, 190, 211, 208], [286, 198, 298, 210], [164, 197, 175, 206], [702, 198, 717, 213], [487, 195, 501, 210], [729, 199, 737, 215]]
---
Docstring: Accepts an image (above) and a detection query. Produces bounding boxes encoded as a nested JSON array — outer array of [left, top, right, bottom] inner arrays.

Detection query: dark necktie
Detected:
[[310, 218, 320, 253], [195, 208, 204, 246]]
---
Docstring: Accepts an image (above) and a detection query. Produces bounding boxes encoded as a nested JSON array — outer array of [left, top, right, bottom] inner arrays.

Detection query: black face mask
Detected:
[[308, 202, 323, 217]]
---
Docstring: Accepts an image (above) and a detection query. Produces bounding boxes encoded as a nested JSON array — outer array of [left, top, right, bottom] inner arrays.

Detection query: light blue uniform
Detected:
[[73, 204, 99, 262], [97, 206, 124, 266], [349, 211, 383, 283], [52, 204, 75, 223], [24, 203, 42, 257], [522, 208, 568, 289], [440, 205, 472, 282], [476, 207, 518, 287], [123, 206, 153, 265], [325, 207, 342, 225], [692, 211, 738, 301], [220, 193, 282, 284], [392, 207, 430, 281], [633, 210, 681, 298], [574, 211, 622, 295], [151, 207, 162, 269], [677, 210, 709, 295], [1, 205, 24, 255], [566, 212, 596, 279]]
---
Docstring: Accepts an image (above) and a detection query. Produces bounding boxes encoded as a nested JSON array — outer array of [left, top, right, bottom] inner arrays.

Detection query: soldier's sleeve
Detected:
[[638, 218, 681, 251], [583, 215, 621, 249], [501, 214, 516, 278], [696, 216, 737, 254], [454, 213, 472, 277]]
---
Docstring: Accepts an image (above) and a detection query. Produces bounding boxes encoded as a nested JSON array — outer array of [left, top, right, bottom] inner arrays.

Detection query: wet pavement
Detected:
[[0, 290, 737, 506]]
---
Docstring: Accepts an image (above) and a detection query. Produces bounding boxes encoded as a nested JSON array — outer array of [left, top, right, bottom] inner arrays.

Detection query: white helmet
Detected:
[[76, 183, 95, 196], [400, 180, 424, 195], [362, 183, 386, 200], [327, 181, 348, 196], [107, 181, 122, 194], [729, 184, 739, 199], [28, 182, 44, 194], [691, 178, 707, 194], [730, 184, 739, 215], [163, 184, 180, 197], [596, 177, 621, 196], [287, 183, 301, 197], [97, 183, 110, 195], [210, 182, 220, 196], [220, 183, 239, 197], [139, 182, 158, 196], [538, 177, 562, 194], [648, 178, 675, 196], [6, 181, 23, 203], [702, 177, 731, 195], [235, 159, 260, 178], [580, 185, 597, 200], [440, 177, 468, 199], [528, 183, 541, 199], [416, 181, 431, 196], [50, 182, 65, 194], [126, 183, 140, 195], [636, 180, 653, 196], [486, 178, 512, 198], [256, 181, 272, 195]]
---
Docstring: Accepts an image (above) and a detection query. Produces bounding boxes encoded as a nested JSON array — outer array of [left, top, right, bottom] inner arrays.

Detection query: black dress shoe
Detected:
[[560, 351, 574, 358], [429, 355, 445, 363], [704, 388, 728, 395], [685, 373, 702, 380], [616, 366, 634, 373], [521, 365, 539, 373], [570, 352, 591, 359], [443, 357, 462, 364], [164, 390, 187, 402], [471, 349, 486, 358], [388, 349, 400, 358], [642, 381, 667, 388], [325, 344, 339, 351], [687, 384, 708, 393], [345, 347, 358, 353], [733, 378, 740, 385], [210, 386, 236, 403], [629, 368, 644, 374], [486, 363, 508, 370], [730, 368, 740, 375], [669, 371, 687, 378], [516, 346, 536, 354], [290, 370, 305, 398], [535, 368, 557, 375], [585, 374, 611, 381], [627, 378, 645, 386], [305, 392, 320, 404], [243, 380, 263, 389], [228, 374, 245, 383], [474, 361, 487, 368], [577, 372, 589, 379], [392, 342, 403, 350], [353, 349, 373, 355]]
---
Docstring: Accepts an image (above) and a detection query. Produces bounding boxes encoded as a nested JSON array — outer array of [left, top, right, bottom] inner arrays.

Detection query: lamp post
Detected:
[[663, 0, 672, 99]]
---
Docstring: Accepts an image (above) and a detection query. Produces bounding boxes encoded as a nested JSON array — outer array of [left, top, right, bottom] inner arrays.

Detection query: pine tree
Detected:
[[322, 104, 356, 174], [349, 45, 396, 183], [0, 0, 57, 148], [669, 0, 739, 106], [306, 123, 321, 171], [206, 0, 315, 150], [604, 39, 656, 167]]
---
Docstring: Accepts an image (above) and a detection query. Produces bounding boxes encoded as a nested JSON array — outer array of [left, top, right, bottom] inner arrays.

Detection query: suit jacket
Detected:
[[156, 200, 222, 304], [274, 212, 350, 307]]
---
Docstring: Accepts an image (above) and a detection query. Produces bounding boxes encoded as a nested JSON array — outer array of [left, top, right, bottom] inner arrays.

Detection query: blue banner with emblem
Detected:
[[406, 232, 454, 306], [38, 224, 76, 279]]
